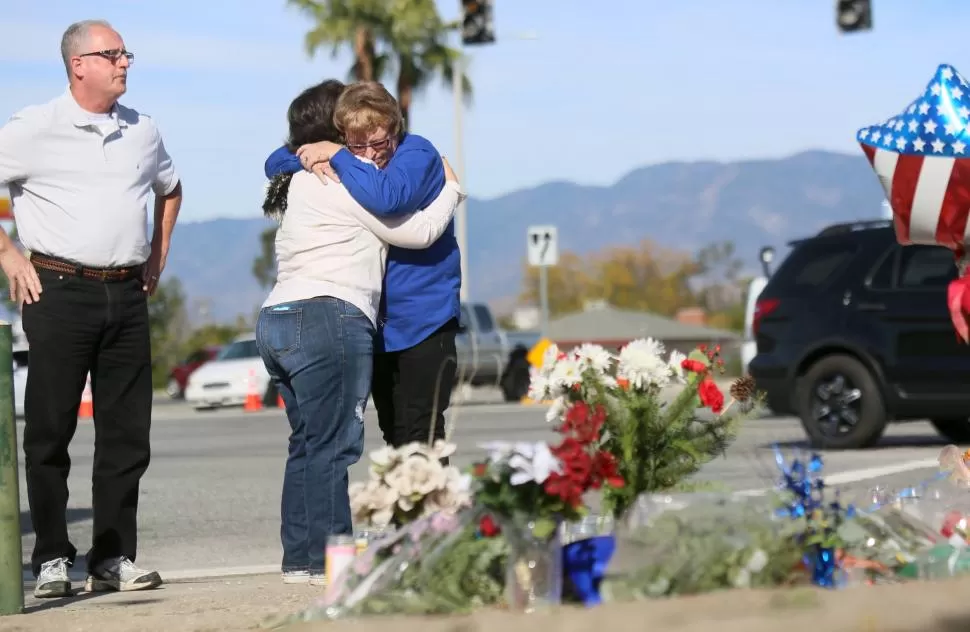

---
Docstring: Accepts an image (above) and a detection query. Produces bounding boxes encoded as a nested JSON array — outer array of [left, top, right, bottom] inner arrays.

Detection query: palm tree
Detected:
[[287, 0, 384, 81], [286, 0, 472, 131]]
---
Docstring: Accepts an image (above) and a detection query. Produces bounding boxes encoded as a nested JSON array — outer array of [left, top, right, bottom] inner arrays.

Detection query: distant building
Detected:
[[512, 306, 540, 330], [547, 302, 740, 357]]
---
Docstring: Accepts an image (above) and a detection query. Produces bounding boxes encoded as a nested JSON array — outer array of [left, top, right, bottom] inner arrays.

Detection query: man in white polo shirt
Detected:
[[0, 19, 182, 597]]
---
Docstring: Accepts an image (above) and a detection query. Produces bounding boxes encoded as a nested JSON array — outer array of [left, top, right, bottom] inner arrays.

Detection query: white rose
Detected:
[[369, 446, 400, 475]]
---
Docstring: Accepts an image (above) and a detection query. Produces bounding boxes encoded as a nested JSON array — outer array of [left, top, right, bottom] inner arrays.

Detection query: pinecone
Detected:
[[730, 375, 756, 402]]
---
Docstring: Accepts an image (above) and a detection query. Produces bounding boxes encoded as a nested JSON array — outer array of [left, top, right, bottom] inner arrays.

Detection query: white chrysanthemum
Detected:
[[571, 343, 613, 375], [537, 343, 562, 377], [545, 396, 567, 423], [548, 355, 582, 392], [528, 368, 552, 401], [617, 337, 671, 390], [667, 349, 687, 383]]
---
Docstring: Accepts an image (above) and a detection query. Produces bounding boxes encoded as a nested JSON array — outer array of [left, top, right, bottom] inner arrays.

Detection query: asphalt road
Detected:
[[13, 389, 957, 580]]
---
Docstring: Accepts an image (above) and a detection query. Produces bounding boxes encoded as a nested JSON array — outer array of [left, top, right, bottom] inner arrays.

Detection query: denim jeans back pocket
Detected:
[[337, 300, 369, 320], [258, 306, 303, 357]]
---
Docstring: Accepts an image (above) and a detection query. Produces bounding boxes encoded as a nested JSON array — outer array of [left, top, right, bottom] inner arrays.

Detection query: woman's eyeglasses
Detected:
[[347, 137, 392, 153]]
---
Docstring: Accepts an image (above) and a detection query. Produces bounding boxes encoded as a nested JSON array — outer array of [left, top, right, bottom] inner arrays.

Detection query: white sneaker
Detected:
[[34, 557, 72, 598], [84, 556, 162, 592], [309, 573, 327, 587], [282, 570, 310, 584]]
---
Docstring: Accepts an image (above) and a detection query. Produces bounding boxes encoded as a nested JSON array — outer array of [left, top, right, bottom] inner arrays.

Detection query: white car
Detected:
[[741, 276, 768, 375], [184, 334, 274, 411], [13, 364, 25, 417], [12, 336, 28, 417]]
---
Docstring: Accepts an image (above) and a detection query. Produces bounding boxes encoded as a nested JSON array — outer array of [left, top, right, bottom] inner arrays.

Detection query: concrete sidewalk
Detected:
[[4, 571, 970, 632], [4, 572, 309, 632]]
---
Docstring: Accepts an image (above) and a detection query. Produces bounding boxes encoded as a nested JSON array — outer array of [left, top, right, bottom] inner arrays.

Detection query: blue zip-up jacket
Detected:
[[264, 133, 461, 353]]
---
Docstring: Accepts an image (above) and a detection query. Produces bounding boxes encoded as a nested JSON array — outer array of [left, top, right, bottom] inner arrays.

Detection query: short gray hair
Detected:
[[60, 19, 114, 77]]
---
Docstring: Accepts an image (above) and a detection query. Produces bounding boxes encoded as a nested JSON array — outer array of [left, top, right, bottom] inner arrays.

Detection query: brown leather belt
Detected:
[[30, 253, 141, 282]]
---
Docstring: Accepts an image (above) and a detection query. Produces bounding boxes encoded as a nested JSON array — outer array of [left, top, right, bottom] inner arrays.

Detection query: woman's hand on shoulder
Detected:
[[297, 141, 342, 171], [296, 141, 343, 185]]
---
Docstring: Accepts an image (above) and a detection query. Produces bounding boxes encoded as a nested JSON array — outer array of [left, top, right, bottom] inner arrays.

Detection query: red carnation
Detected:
[[561, 401, 606, 444], [698, 377, 725, 414], [681, 359, 707, 374], [543, 472, 584, 508], [592, 451, 624, 488]]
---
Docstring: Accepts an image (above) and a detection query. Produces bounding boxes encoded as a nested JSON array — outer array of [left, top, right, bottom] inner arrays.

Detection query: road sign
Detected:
[[527, 225, 558, 267]]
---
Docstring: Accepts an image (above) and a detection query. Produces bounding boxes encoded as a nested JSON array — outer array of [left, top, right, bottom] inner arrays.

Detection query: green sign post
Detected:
[[0, 323, 23, 615]]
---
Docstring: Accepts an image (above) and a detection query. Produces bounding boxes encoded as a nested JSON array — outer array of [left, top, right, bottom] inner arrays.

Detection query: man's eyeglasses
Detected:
[[79, 49, 135, 64], [347, 137, 392, 153]]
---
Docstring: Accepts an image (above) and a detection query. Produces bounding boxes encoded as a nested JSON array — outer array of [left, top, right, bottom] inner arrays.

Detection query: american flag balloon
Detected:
[[858, 63, 970, 341]]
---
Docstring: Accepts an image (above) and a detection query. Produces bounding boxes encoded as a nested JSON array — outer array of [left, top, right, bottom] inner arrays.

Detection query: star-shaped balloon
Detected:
[[858, 63, 970, 341]]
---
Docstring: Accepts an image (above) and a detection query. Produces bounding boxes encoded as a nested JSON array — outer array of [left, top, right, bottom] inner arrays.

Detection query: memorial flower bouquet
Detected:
[[529, 339, 763, 519], [348, 439, 472, 528], [472, 403, 624, 539], [469, 400, 626, 610]]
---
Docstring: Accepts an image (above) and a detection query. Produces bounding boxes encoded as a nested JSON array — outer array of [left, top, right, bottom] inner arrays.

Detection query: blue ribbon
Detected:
[[807, 545, 838, 588], [771, 445, 854, 588], [562, 535, 616, 606]]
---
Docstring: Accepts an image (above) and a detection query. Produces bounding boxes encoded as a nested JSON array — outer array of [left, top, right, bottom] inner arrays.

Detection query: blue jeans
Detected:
[[255, 296, 374, 573]]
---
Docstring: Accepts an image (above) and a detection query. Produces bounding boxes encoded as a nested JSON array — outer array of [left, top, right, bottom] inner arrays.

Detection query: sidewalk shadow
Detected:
[[937, 613, 970, 631], [23, 590, 165, 614], [20, 507, 94, 535]]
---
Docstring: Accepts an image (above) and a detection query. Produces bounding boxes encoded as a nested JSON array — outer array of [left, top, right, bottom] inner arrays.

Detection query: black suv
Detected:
[[749, 219, 970, 450]]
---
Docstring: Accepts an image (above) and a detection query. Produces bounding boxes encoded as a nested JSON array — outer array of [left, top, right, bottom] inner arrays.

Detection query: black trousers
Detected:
[[21, 266, 152, 576], [372, 318, 458, 449]]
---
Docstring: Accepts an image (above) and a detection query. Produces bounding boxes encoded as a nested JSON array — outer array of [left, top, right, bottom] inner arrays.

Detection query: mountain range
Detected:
[[161, 149, 887, 323]]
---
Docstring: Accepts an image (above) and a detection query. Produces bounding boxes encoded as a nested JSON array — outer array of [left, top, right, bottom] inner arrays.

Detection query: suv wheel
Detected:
[[930, 418, 970, 443], [796, 354, 886, 450], [166, 377, 182, 399]]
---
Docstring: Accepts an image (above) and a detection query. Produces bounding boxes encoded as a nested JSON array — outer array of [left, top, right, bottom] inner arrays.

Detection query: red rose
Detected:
[[698, 377, 725, 414], [472, 462, 487, 477], [479, 514, 501, 537]]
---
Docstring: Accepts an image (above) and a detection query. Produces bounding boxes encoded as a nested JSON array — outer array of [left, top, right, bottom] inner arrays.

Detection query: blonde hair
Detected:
[[334, 81, 403, 139]]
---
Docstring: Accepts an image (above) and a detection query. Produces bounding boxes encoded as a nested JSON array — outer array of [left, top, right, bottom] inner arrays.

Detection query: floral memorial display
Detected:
[[269, 333, 970, 629]]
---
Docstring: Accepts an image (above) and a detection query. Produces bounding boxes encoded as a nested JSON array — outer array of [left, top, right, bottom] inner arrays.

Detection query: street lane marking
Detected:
[[735, 458, 941, 496]]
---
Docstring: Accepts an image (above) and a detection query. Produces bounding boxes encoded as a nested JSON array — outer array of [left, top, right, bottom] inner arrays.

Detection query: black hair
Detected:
[[262, 79, 346, 220]]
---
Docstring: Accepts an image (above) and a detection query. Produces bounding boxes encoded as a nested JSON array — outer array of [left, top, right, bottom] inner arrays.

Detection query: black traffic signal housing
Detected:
[[461, 0, 495, 45], [836, 0, 872, 33]]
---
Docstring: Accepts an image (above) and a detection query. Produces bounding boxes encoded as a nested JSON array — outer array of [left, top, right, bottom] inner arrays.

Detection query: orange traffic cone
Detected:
[[277, 393, 285, 408], [78, 373, 94, 420], [244, 368, 263, 412]]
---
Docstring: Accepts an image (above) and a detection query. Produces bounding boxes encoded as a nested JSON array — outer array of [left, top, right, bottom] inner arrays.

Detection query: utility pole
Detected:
[[452, 52, 469, 302]]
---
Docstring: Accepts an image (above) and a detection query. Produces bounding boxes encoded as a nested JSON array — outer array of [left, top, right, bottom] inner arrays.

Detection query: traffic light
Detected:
[[836, 0, 872, 33], [461, 0, 495, 45]]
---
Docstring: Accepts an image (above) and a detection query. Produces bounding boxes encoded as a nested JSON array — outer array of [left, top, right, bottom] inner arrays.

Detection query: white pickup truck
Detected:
[[457, 302, 541, 402]]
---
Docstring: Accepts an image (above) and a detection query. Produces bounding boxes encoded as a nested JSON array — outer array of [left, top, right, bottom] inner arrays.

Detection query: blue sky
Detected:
[[1, 0, 969, 222]]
